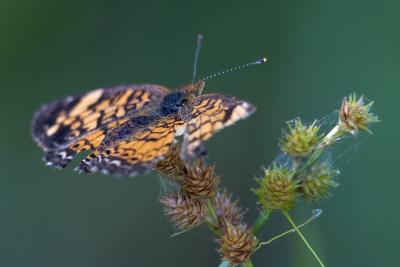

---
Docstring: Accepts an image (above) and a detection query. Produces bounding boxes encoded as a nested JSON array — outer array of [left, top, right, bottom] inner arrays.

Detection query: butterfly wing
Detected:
[[32, 84, 170, 168], [181, 93, 256, 160], [75, 115, 185, 176]]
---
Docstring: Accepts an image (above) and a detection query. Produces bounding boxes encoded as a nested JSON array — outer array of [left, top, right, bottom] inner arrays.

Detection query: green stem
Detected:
[[207, 199, 218, 223], [282, 211, 326, 267], [218, 260, 255, 267], [205, 199, 222, 236], [242, 260, 255, 267], [256, 209, 321, 250], [205, 220, 222, 236], [252, 209, 272, 235], [296, 125, 343, 176]]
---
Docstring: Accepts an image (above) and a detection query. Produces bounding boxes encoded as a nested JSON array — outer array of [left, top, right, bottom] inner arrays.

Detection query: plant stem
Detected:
[[205, 199, 222, 236], [296, 125, 343, 176], [256, 209, 321, 250], [242, 260, 255, 267], [218, 260, 255, 267], [252, 209, 271, 235], [282, 211, 326, 267]]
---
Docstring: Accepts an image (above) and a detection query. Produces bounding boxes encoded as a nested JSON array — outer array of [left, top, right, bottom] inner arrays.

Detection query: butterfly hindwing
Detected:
[[181, 93, 256, 160], [75, 115, 185, 176], [32, 84, 170, 168]]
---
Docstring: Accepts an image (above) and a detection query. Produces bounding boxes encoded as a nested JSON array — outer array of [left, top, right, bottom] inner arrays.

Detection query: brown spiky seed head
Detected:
[[301, 163, 339, 202], [339, 94, 379, 133], [281, 118, 320, 158], [160, 192, 206, 230], [214, 190, 244, 229], [182, 159, 220, 199], [253, 164, 299, 211], [154, 145, 186, 181], [217, 223, 258, 266]]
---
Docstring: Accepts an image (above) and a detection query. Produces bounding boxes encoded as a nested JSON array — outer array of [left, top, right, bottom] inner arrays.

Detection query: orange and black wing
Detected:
[[181, 93, 256, 160], [32, 84, 170, 169], [75, 115, 185, 176]]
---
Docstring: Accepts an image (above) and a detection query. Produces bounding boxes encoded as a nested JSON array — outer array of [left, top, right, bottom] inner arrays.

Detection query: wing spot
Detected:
[[46, 124, 60, 136]]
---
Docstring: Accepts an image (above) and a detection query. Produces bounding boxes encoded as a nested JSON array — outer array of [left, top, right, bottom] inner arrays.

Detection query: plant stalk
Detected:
[[282, 211, 326, 267], [256, 209, 321, 250], [242, 260, 255, 267], [252, 209, 271, 235], [296, 125, 343, 176]]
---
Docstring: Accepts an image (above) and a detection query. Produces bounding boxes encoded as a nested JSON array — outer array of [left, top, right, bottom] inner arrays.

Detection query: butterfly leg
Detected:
[[43, 148, 76, 169]]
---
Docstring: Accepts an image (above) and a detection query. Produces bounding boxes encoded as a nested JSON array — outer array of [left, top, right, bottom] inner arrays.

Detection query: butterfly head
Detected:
[[182, 80, 205, 96]]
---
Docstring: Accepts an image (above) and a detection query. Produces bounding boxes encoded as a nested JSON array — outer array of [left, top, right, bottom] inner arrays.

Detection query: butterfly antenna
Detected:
[[202, 57, 267, 81], [192, 34, 203, 83]]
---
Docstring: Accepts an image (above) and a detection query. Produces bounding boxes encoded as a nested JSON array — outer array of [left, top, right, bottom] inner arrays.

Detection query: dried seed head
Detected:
[[301, 163, 339, 202], [281, 118, 320, 158], [217, 223, 258, 266], [214, 190, 245, 229], [160, 192, 206, 230], [182, 160, 220, 199], [253, 164, 299, 211], [339, 94, 379, 133], [154, 145, 186, 181]]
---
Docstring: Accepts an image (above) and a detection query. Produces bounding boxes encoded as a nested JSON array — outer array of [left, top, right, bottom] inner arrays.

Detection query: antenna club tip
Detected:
[[197, 33, 204, 40], [254, 57, 267, 64]]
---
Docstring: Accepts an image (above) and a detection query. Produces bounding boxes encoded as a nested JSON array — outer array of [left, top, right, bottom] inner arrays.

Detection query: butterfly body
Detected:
[[32, 80, 256, 177]]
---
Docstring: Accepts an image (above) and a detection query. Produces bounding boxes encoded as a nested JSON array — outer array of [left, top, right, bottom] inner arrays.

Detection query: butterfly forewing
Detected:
[[181, 93, 256, 160]]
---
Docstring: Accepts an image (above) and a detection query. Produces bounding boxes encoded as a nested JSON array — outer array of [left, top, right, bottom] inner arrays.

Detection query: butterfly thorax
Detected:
[[158, 91, 188, 116], [157, 81, 205, 116]]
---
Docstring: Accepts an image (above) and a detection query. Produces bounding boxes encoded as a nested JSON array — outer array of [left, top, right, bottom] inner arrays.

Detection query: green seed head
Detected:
[[281, 119, 320, 158], [301, 163, 339, 202], [253, 164, 299, 211]]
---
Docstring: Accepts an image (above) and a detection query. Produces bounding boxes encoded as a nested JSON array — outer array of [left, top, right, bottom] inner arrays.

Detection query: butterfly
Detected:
[[32, 35, 266, 177]]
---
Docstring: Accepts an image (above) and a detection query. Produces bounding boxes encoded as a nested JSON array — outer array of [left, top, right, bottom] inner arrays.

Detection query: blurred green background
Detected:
[[0, 0, 398, 266]]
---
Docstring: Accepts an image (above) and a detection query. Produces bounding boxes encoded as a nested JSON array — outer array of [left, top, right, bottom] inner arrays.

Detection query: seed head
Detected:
[[182, 160, 220, 199], [253, 164, 299, 211], [214, 190, 245, 229], [160, 192, 206, 230], [154, 145, 186, 181], [281, 119, 320, 158], [217, 222, 258, 266], [339, 94, 379, 133], [301, 163, 339, 202]]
